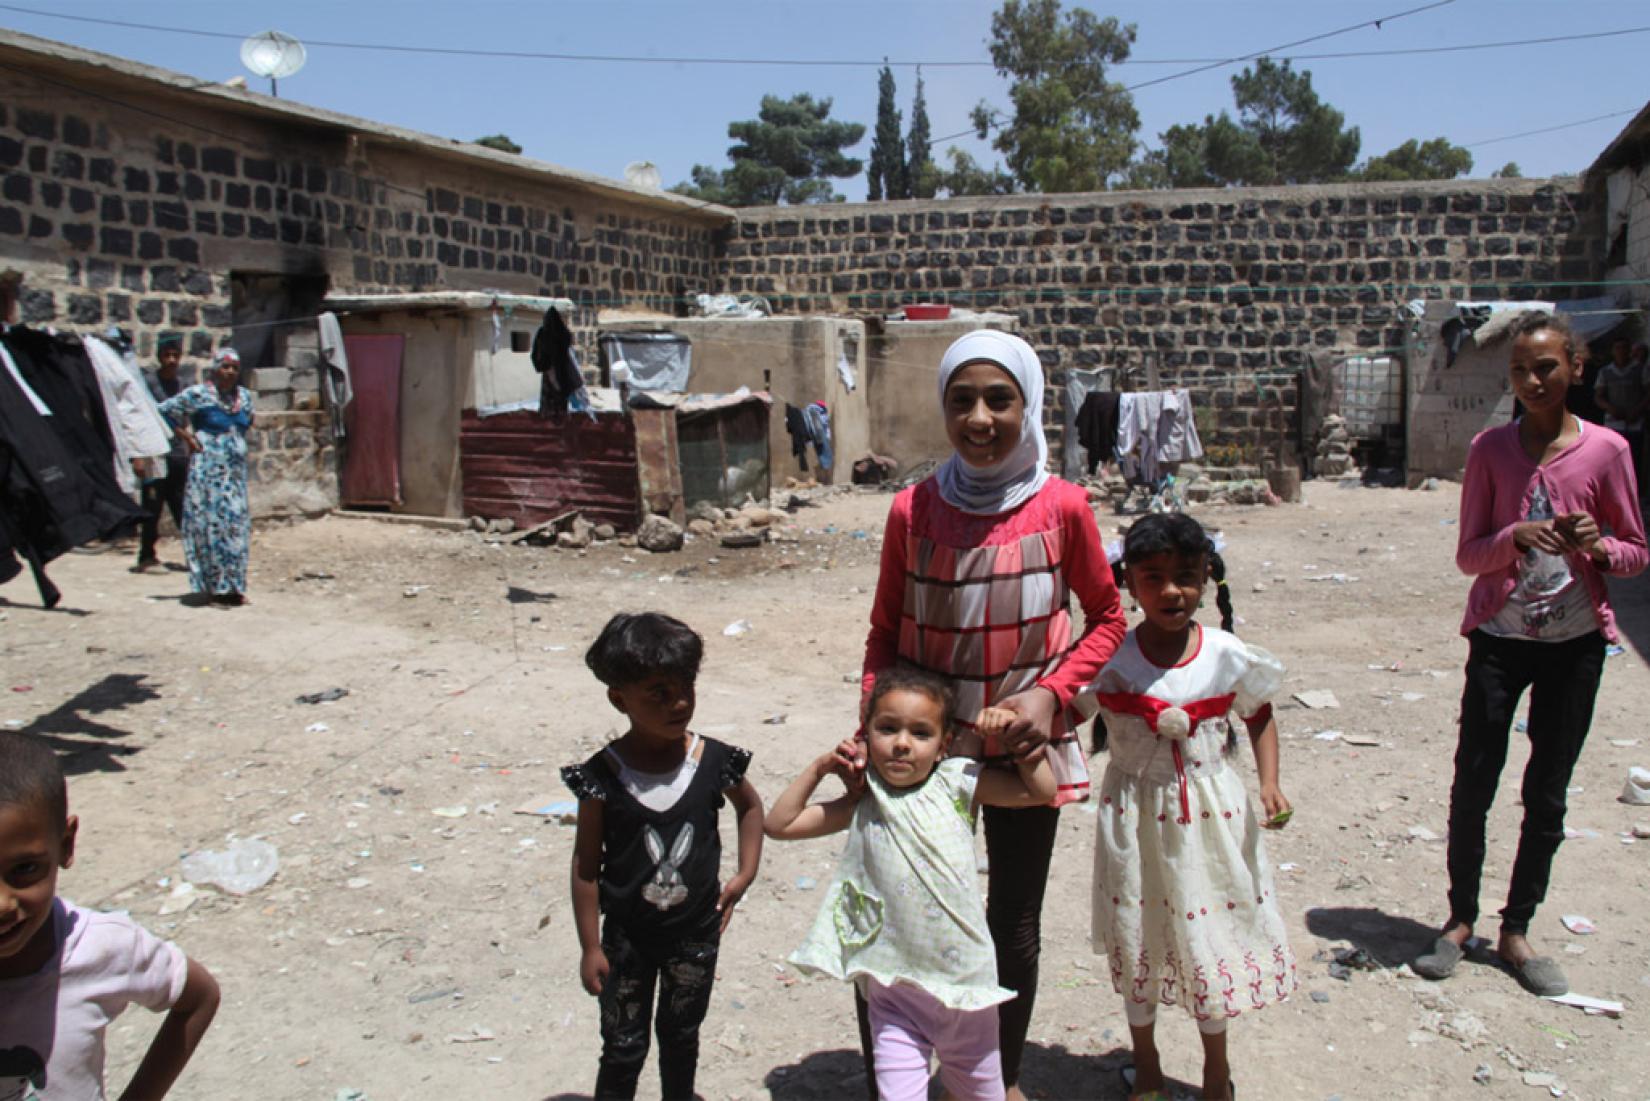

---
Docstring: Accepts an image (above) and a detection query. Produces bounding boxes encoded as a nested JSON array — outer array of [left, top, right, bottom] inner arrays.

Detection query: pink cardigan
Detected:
[[1456, 421, 1647, 641]]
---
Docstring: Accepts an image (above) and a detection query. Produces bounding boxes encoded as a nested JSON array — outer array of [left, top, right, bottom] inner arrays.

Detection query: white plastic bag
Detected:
[[181, 838, 279, 895]]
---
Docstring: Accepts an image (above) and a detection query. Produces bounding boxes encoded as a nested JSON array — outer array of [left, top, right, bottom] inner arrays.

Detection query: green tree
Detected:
[[1128, 58, 1360, 187], [936, 148, 1018, 197], [1492, 161, 1522, 178], [472, 133, 523, 155], [868, 65, 907, 201], [907, 68, 937, 199], [973, 0, 1140, 193], [1122, 123, 1219, 190], [673, 94, 866, 206], [1357, 137, 1472, 181]]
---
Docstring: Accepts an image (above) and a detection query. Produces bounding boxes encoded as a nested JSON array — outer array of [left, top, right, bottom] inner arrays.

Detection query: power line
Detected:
[[3, 3, 1646, 70], [1464, 107, 1640, 149], [0, 4, 991, 67], [929, 0, 1459, 151], [1123, 0, 1457, 92]]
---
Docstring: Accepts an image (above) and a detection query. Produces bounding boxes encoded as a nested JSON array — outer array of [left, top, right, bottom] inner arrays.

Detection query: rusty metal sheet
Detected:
[[459, 409, 641, 530], [631, 408, 685, 524]]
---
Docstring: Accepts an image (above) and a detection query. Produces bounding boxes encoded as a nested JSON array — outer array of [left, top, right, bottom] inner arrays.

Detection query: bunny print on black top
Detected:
[[641, 824, 694, 911]]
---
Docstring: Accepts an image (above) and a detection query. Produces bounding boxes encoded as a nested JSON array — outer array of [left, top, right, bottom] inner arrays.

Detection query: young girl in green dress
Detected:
[[766, 667, 1053, 1101]]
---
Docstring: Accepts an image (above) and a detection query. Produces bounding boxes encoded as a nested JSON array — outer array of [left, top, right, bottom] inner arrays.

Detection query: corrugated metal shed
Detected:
[[459, 410, 640, 530]]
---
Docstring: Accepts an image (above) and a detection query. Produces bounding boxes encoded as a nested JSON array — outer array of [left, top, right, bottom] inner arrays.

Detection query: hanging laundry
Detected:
[[1075, 391, 1121, 476], [317, 311, 352, 440], [532, 306, 587, 416], [0, 333, 143, 607], [1115, 389, 1203, 484], [784, 403, 810, 473], [836, 349, 857, 393], [803, 401, 833, 472], [83, 335, 173, 497]]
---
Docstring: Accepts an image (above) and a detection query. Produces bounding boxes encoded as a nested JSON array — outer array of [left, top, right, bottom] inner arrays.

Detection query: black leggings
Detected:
[[855, 803, 1061, 1095], [137, 457, 187, 563], [1447, 629, 1606, 936], [594, 915, 720, 1100]]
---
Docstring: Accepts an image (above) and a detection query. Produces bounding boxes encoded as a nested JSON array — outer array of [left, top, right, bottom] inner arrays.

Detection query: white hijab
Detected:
[[932, 330, 1051, 515]]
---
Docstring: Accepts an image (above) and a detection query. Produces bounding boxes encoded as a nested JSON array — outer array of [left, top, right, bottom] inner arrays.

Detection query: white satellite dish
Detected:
[[624, 161, 663, 190], [240, 30, 306, 96]]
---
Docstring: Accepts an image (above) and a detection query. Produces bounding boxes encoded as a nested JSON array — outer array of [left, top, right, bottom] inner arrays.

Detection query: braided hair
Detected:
[[1093, 513, 1236, 753], [1121, 513, 1234, 632]]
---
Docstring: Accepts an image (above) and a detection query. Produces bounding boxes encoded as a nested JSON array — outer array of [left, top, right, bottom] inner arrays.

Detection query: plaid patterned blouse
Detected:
[[864, 477, 1126, 806]]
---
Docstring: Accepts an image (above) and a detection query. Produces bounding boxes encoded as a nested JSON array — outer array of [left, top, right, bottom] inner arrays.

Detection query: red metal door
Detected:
[[341, 334, 404, 507]]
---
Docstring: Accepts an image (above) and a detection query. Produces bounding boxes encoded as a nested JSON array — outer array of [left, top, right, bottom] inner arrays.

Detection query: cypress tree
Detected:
[[906, 67, 934, 198], [868, 63, 906, 200]]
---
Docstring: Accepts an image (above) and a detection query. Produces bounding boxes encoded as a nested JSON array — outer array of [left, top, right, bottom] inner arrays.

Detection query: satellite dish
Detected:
[[240, 30, 306, 95], [624, 161, 663, 190]]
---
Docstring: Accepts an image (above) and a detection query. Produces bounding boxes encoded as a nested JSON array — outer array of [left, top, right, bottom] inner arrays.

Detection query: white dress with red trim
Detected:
[[1073, 625, 1297, 1024]]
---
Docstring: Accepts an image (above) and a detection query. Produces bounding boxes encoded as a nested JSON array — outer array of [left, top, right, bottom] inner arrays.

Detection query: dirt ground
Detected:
[[3, 480, 1647, 1101]]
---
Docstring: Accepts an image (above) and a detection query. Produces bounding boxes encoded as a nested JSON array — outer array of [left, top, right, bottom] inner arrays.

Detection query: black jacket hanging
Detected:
[[0, 332, 143, 607], [531, 306, 584, 416], [1076, 391, 1121, 475]]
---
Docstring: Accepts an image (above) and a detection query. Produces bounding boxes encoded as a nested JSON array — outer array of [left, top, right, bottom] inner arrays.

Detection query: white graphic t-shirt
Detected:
[[1482, 477, 1595, 642], [0, 900, 185, 1101]]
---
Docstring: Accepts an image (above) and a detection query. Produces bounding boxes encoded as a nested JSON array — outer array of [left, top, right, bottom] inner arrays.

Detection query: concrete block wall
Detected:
[[716, 179, 1602, 462], [0, 71, 723, 370]]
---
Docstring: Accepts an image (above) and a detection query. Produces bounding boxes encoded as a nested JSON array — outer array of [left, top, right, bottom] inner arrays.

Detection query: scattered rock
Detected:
[[688, 519, 717, 538], [637, 514, 684, 554], [593, 523, 616, 541], [720, 529, 767, 549]]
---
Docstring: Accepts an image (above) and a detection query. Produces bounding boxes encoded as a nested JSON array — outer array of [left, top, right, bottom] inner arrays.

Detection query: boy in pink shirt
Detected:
[[1414, 311, 1646, 998], [0, 732, 220, 1100]]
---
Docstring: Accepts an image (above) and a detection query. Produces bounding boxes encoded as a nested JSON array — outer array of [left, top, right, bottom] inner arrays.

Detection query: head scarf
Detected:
[[212, 348, 241, 370], [932, 330, 1050, 515], [156, 332, 183, 352]]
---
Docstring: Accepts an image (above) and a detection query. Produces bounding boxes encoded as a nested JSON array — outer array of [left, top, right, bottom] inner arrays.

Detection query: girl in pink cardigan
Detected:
[[1413, 311, 1646, 998]]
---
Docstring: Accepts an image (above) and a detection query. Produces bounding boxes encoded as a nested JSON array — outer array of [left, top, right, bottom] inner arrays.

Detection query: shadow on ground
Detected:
[[1608, 569, 1650, 667], [0, 594, 94, 617], [15, 672, 162, 774], [1304, 905, 1440, 966], [762, 1041, 1139, 1100]]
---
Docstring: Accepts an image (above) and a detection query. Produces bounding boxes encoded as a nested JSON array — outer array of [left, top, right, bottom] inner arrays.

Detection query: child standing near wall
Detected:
[[0, 732, 221, 1100], [562, 613, 764, 1100], [1413, 311, 1645, 996]]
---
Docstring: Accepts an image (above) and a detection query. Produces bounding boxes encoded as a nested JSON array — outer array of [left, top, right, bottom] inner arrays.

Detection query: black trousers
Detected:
[[137, 457, 187, 563], [594, 914, 720, 1101], [1446, 629, 1606, 935], [855, 803, 1061, 1096]]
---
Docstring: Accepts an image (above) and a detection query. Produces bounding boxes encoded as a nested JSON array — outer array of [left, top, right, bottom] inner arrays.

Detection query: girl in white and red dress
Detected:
[[859, 330, 1127, 1098], [1075, 513, 1295, 1101]]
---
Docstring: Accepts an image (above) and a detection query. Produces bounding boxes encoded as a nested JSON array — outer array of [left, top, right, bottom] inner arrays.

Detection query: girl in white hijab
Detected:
[[853, 329, 1127, 1097]]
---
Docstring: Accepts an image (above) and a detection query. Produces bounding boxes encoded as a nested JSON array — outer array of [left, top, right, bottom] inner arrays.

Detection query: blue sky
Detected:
[[3, 1, 1644, 198]]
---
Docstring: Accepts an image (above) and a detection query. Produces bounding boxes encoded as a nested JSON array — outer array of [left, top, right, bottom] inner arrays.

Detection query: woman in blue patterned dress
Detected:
[[158, 348, 253, 606]]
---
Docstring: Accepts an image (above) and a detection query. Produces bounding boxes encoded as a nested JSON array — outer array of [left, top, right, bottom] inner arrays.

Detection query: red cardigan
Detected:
[[1456, 421, 1646, 641], [861, 477, 1127, 707]]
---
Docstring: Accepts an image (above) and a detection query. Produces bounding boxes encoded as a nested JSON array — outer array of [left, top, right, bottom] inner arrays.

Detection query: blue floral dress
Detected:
[[158, 384, 253, 595]]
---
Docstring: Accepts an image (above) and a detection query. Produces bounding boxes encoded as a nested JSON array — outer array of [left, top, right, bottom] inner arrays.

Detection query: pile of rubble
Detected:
[[1082, 464, 1281, 509], [465, 491, 823, 555], [1315, 414, 1358, 478]]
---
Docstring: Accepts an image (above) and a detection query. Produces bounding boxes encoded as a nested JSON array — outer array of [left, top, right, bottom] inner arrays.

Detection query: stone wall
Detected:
[[249, 411, 337, 518], [0, 60, 723, 369], [717, 179, 1603, 462]]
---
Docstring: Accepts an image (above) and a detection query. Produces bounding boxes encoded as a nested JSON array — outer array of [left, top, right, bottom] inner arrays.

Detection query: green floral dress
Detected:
[[789, 757, 1013, 1011]]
